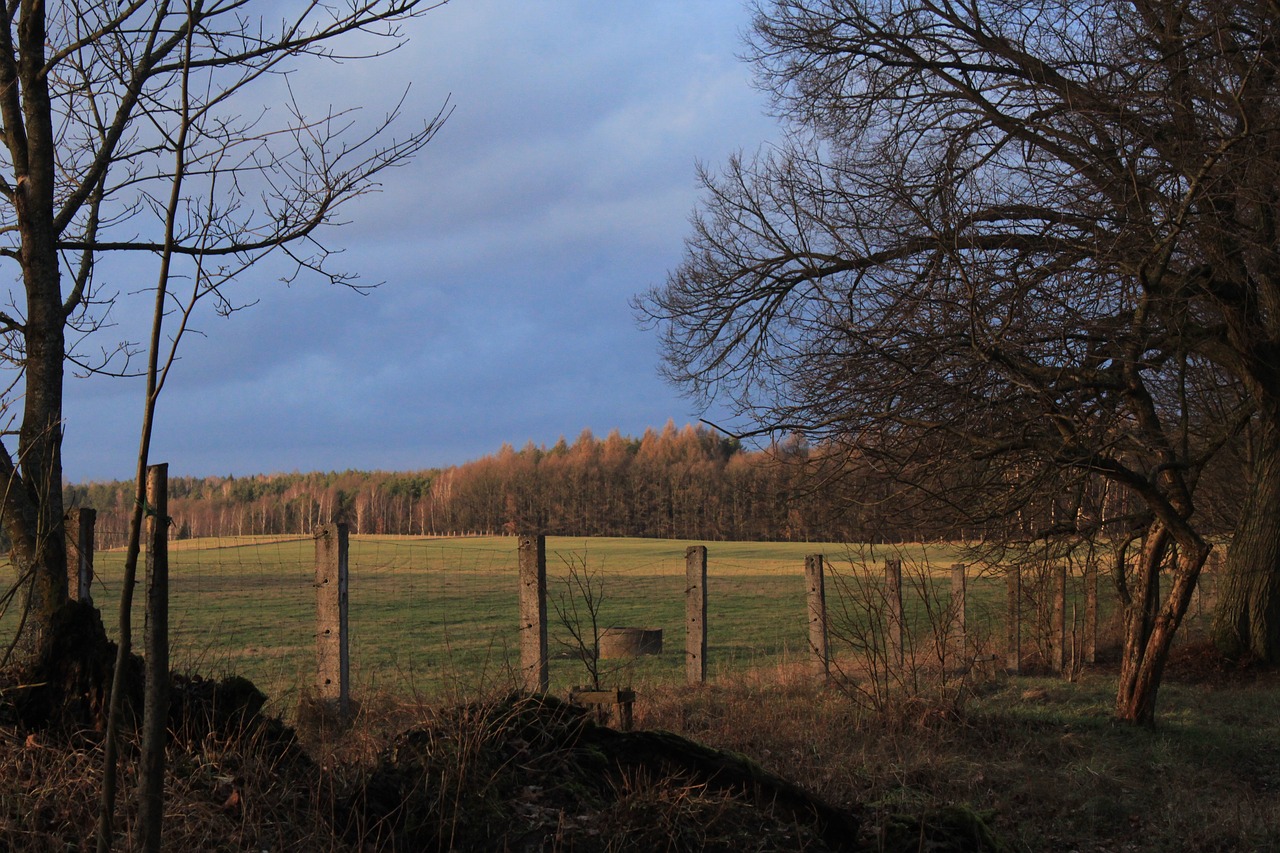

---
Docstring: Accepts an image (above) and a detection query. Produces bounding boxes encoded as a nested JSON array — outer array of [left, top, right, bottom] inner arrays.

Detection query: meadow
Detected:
[[2, 535, 1267, 852], [71, 534, 1112, 710]]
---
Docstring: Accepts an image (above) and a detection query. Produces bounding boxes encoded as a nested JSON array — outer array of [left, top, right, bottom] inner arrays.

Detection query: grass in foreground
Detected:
[[3, 645, 1273, 852], [632, 655, 1280, 852]]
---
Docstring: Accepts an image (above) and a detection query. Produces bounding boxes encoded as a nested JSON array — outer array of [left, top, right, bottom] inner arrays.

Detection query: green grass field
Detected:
[[0, 535, 1251, 852], [24, 535, 1139, 708]]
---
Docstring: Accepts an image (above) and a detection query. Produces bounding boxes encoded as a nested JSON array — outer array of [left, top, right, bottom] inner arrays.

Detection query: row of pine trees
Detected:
[[73, 419, 1209, 547], [68, 422, 929, 545]]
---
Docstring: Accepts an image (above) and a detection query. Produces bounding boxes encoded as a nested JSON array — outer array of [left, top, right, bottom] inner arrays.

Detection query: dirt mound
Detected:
[[336, 693, 1010, 852], [0, 601, 302, 765], [0, 600, 139, 734], [338, 692, 859, 851]]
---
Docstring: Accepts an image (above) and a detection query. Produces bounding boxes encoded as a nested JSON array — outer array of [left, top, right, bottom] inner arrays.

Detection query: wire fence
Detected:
[[1, 523, 1223, 714]]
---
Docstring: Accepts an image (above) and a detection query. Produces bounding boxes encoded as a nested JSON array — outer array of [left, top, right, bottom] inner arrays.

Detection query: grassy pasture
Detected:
[[0, 535, 1264, 852], [33, 535, 1121, 707]]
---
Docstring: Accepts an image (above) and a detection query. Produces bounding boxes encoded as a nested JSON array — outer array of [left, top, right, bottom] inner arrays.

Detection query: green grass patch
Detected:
[[4, 534, 1133, 707]]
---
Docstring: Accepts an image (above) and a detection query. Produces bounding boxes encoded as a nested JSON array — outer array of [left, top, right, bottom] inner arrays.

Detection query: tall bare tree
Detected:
[[639, 0, 1277, 722], [0, 0, 448, 666]]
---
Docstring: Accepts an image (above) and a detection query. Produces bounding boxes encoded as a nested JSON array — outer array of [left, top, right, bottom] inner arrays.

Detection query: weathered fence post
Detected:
[[138, 464, 169, 853], [950, 563, 967, 663], [64, 507, 95, 604], [315, 523, 351, 716], [885, 558, 904, 668], [1196, 547, 1222, 620], [1052, 563, 1068, 674], [1084, 558, 1098, 664], [686, 545, 708, 684], [519, 534, 548, 693], [1006, 566, 1021, 674], [1192, 554, 1204, 619], [805, 554, 829, 681]]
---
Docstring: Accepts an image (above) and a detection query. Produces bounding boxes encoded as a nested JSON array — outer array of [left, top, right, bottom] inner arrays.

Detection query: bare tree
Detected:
[[637, 0, 1276, 723], [0, 0, 448, 668]]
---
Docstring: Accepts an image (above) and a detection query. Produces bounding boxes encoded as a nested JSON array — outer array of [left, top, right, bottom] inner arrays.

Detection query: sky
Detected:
[[59, 0, 783, 483]]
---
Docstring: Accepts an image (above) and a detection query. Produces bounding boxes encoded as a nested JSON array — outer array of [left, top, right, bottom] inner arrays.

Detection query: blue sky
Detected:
[[60, 0, 780, 483]]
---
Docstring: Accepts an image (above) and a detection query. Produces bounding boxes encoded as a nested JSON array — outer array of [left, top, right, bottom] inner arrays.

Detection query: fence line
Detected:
[[12, 521, 1224, 711]]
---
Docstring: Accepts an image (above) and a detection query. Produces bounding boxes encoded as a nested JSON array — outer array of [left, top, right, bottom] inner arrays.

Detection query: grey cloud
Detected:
[[63, 0, 774, 482]]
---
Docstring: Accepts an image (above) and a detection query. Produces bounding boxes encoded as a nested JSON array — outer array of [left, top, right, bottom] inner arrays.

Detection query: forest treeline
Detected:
[[67, 422, 956, 546], [70, 420, 1211, 547]]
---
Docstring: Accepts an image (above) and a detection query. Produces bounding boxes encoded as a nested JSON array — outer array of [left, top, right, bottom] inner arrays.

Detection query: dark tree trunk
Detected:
[[1213, 418, 1280, 661], [0, 0, 70, 665], [9, 274, 69, 659]]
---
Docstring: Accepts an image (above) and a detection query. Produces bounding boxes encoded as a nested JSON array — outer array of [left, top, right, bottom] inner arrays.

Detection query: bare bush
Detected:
[[824, 551, 994, 724]]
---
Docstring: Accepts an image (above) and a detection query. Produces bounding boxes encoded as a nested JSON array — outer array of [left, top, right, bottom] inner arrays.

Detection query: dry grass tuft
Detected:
[[0, 722, 346, 851]]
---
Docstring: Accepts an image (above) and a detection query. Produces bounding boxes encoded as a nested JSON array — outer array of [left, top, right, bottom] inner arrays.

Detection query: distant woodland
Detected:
[[65, 422, 925, 545], [67, 420, 1238, 547]]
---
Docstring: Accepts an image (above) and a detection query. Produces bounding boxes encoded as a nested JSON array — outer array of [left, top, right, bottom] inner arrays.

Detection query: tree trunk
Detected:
[[1115, 524, 1210, 725], [2, 0, 69, 664], [1115, 527, 1165, 718], [1213, 417, 1280, 661], [10, 278, 69, 660], [7, 247, 67, 663]]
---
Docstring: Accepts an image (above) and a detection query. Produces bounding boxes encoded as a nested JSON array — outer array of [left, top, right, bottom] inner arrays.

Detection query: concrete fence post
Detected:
[[1196, 547, 1222, 619], [1006, 566, 1021, 675], [805, 554, 829, 681], [64, 507, 95, 604], [686, 545, 708, 684], [885, 558, 904, 668], [1052, 563, 1068, 674], [518, 534, 548, 693], [1192, 555, 1204, 619], [315, 523, 350, 716], [1084, 558, 1098, 664], [950, 563, 967, 662]]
